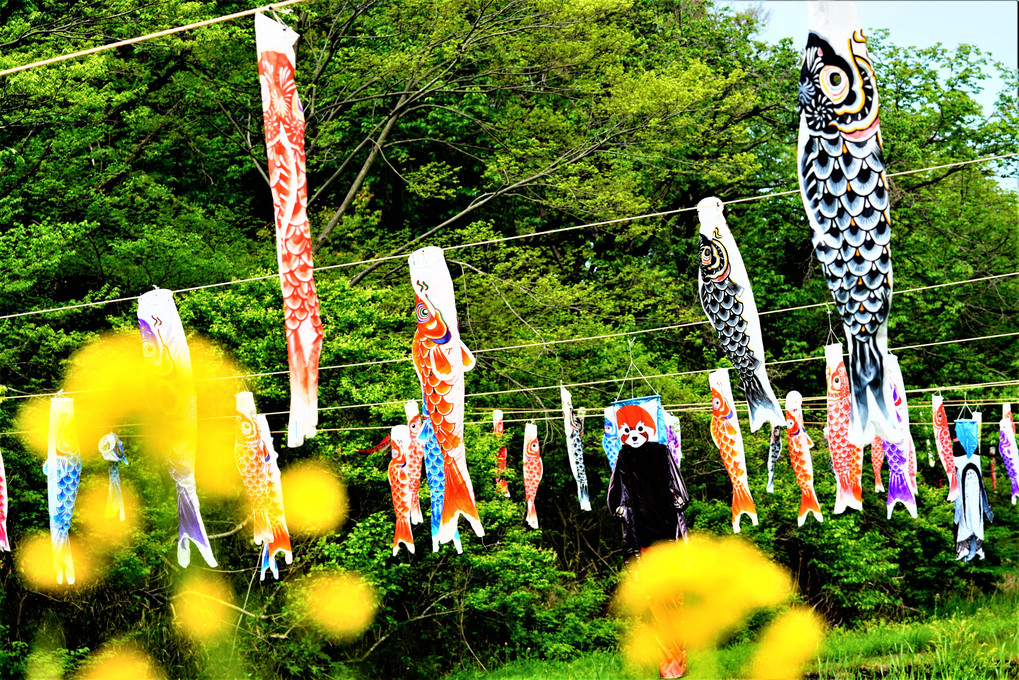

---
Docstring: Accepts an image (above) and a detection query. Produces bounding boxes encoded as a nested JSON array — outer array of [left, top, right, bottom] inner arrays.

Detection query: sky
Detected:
[[721, 1, 1018, 115]]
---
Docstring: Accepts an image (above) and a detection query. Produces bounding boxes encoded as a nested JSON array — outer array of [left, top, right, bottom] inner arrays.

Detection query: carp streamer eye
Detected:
[[700, 246, 713, 265], [713, 397, 721, 410], [416, 302, 430, 323], [821, 65, 849, 103]]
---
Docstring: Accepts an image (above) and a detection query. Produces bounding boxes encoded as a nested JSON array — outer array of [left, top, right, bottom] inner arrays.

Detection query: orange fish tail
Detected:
[[392, 515, 415, 557], [798, 489, 824, 526], [439, 459, 484, 540], [285, 310, 323, 448], [525, 497, 538, 529], [259, 518, 293, 581], [731, 482, 758, 533]]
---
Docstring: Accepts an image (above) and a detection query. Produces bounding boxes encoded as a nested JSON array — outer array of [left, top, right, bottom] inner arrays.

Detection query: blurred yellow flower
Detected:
[[76, 643, 164, 680], [281, 461, 347, 536], [749, 606, 825, 680], [172, 573, 236, 641], [297, 571, 377, 639]]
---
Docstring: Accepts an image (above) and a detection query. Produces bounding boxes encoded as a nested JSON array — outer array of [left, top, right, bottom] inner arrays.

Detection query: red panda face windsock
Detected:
[[616, 404, 657, 449]]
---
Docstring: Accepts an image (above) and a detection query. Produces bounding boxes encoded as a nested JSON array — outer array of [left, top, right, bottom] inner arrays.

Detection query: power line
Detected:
[[244, 336, 1019, 418], [200, 271, 1019, 383], [0, 153, 1014, 324], [0, 0, 311, 78], [4, 311, 1016, 407]]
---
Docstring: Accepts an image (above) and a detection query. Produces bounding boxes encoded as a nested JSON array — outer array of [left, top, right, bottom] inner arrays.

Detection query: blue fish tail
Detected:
[[106, 466, 125, 521], [176, 487, 217, 568], [52, 534, 75, 585]]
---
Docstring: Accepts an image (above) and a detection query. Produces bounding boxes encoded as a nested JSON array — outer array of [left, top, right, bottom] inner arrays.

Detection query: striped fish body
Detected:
[[766, 426, 783, 493], [797, 2, 898, 449], [256, 12, 323, 448], [560, 387, 591, 511], [493, 409, 510, 497], [785, 391, 823, 526], [884, 358, 917, 519], [138, 288, 216, 569], [46, 397, 82, 584], [602, 406, 621, 471], [404, 401, 426, 524], [419, 403, 462, 553], [409, 247, 483, 543], [523, 424, 543, 529], [999, 405, 1019, 504], [932, 395, 960, 500], [664, 412, 682, 469], [235, 392, 292, 579], [825, 344, 863, 513], [709, 370, 757, 533], [697, 198, 783, 432], [0, 446, 7, 551], [871, 437, 885, 492], [98, 433, 128, 522], [388, 426, 415, 556]]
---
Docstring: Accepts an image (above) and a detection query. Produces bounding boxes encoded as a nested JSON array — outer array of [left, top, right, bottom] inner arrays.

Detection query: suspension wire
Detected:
[[0, 153, 1014, 324], [0, 0, 311, 78]]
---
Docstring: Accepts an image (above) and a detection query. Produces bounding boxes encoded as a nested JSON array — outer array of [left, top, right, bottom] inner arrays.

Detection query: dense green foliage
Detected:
[[0, 1, 1016, 678]]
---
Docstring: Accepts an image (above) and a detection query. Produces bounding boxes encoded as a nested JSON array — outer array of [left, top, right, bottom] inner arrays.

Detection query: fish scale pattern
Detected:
[[420, 404, 461, 551], [766, 426, 783, 493], [699, 260, 758, 381], [1000, 409, 1019, 502], [798, 23, 894, 444]]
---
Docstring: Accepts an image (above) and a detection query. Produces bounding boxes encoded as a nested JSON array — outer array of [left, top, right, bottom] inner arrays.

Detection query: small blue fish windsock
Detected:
[[98, 432, 128, 522], [46, 396, 82, 585]]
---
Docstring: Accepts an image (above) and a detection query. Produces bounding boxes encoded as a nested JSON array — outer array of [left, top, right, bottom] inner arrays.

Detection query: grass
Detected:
[[445, 594, 1019, 679]]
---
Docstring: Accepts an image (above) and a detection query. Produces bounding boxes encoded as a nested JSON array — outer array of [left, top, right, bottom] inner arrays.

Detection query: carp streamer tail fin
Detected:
[[731, 482, 758, 533], [742, 374, 782, 433], [52, 535, 75, 585], [439, 460, 483, 542], [176, 486, 217, 568], [260, 519, 294, 580], [392, 515, 415, 557], [797, 488, 823, 527], [886, 465, 918, 519], [848, 333, 892, 447], [285, 318, 323, 448], [105, 470, 125, 522], [525, 497, 538, 529]]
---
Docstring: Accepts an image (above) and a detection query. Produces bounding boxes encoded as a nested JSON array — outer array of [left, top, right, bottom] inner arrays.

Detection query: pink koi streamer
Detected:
[[256, 12, 323, 448]]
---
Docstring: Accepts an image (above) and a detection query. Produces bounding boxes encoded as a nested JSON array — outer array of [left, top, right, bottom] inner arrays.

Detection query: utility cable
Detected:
[[0, 0, 310, 78], [0, 153, 1014, 324]]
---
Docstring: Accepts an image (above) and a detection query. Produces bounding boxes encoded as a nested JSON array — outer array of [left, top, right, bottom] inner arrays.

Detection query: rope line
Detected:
[[0, 153, 1013, 324], [3, 309, 1016, 405], [0, 0, 310, 78], [3, 379, 1015, 437], [173, 271, 1019, 384]]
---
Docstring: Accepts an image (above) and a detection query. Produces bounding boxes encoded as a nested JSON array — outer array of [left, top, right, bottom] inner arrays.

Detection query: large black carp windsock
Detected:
[[796, 1, 900, 448]]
